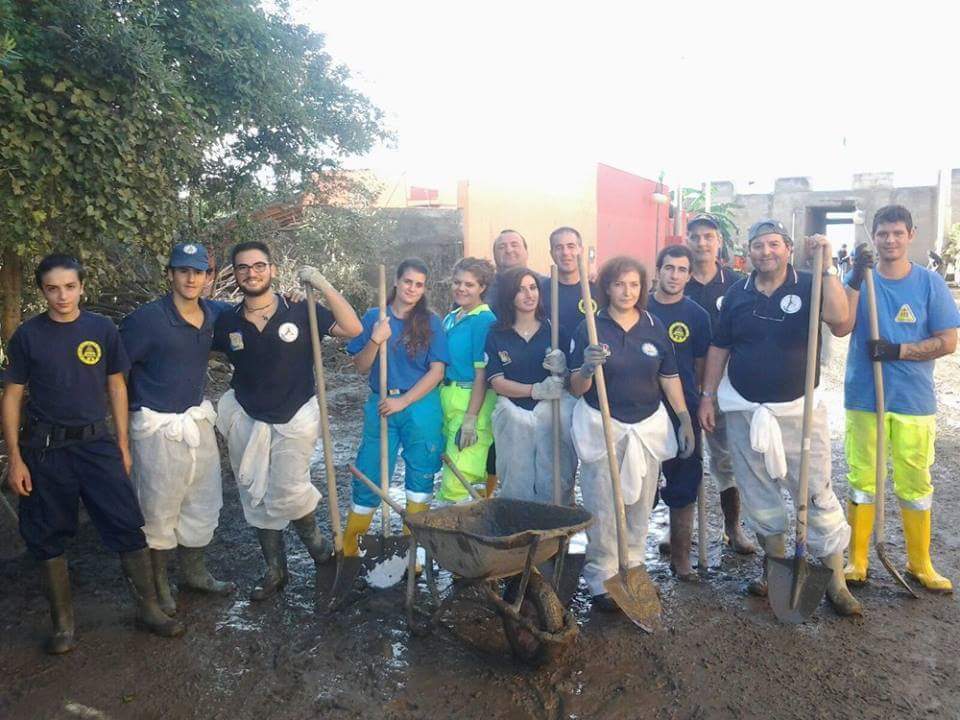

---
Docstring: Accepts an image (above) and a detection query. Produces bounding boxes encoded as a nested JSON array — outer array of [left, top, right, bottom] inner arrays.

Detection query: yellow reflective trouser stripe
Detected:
[[845, 409, 935, 508]]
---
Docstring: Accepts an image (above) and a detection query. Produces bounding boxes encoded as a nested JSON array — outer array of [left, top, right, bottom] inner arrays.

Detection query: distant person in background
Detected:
[[928, 250, 946, 277], [837, 243, 849, 273]]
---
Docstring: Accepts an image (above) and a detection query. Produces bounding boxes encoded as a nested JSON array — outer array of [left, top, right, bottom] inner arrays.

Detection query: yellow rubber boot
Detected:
[[901, 507, 953, 594], [403, 501, 430, 536], [843, 502, 875, 585], [485, 474, 498, 498], [342, 511, 374, 558]]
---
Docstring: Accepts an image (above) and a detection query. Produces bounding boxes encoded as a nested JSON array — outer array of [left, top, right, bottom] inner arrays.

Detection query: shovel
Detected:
[[863, 267, 919, 598], [576, 253, 661, 633], [304, 284, 361, 611], [767, 243, 833, 623], [358, 265, 409, 588]]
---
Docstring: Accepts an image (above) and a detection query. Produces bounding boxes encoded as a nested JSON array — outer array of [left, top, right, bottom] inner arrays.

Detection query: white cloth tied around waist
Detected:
[[130, 400, 217, 448], [716, 374, 817, 480], [215, 389, 319, 507], [572, 398, 676, 505]]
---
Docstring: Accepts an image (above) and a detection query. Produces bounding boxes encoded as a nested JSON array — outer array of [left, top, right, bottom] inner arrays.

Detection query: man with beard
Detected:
[[212, 241, 362, 600]]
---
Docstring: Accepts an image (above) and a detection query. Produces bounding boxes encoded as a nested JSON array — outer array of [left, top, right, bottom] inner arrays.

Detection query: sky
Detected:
[[290, 0, 960, 196]]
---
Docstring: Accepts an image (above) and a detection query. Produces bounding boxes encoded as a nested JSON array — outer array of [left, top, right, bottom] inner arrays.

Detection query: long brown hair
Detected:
[[494, 266, 545, 330], [595, 256, 649, 311], [387, 257, 434, 355]]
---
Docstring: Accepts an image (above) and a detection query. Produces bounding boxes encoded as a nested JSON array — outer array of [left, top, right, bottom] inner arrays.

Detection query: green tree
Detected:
[[682, 186, 744, 260]]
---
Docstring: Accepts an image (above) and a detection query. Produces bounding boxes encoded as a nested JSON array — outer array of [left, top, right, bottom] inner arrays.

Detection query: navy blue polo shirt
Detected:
[[712, 265, 820, 403], [647, 296, 711, 412], [484, 321, 553, 410], [569, 309, 678, 424], [5, 310, 130, 426], [538, 278, 598, 359], [121, 295, 231, 413], [346, 306, 449, 394], [684, 262, 744, 327], [212, 295, 336, 423]]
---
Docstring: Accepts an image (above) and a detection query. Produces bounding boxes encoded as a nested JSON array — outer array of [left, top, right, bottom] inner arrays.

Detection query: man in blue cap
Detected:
[[120, 242, 236, 615]]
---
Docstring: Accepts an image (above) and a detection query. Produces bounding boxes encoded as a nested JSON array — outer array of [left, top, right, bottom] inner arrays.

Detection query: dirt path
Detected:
[[2, 338, 959, 720]]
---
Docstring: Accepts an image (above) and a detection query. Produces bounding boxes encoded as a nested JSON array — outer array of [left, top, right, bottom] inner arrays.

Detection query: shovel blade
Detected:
[[323, 552, 363, 612], [876, 542, 920, 599], [359, 534, 410, 589], [767, 555, 832, 624], [604, 566, 661, 633]]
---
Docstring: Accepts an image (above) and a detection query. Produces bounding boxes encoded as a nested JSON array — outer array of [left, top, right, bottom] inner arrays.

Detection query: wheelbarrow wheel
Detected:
[[502, 570, 567, 667]]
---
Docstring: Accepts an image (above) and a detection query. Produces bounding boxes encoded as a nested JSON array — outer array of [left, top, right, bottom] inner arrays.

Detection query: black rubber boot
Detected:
[[669, 504, 697, 582], [291, 511, 333, 566], [720, 488, 758, 555], [150, 548, 177, 616], [120, 549, 186, 638], [42, 555, 76, 655], [250, 529, 288, 601], [178, 546, 236, 596]]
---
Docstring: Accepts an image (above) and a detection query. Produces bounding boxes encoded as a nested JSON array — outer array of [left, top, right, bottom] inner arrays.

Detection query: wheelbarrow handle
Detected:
[[441, 453, 482, 500], [348, 464, 406, 518]]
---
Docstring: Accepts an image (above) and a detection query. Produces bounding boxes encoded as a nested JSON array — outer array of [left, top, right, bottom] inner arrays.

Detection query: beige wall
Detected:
[[458, 167, 598, 274]]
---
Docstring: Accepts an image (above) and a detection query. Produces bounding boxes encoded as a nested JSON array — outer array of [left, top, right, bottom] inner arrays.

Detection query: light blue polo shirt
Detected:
[[441, 304, 496, 383], [347, 306, 449, 394], [844, 264, 960, 415]]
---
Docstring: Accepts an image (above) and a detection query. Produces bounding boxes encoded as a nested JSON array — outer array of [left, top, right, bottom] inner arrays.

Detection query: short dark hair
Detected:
[[656, 244, 694, 270], [494, 229, 527, 250], [549, 226, 582, 248], [35, 253, 85, 288], [872, 205, 913, 234], [596, 256, 649, 311], [230, 240, 272, 267], [494, 266, 545, 329]]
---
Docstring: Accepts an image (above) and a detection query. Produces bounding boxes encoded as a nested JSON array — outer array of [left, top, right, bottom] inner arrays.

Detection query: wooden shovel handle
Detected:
[[550, 265, 562, 506], [378, 265, 390, 534], [863, 267, 887, 540]]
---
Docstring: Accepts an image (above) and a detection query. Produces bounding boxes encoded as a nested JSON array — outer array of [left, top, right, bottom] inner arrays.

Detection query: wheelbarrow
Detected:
[[349, 464, 593, 666]]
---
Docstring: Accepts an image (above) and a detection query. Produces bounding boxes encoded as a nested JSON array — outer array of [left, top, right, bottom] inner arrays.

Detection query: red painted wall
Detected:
[[595, 163, 683, 272]]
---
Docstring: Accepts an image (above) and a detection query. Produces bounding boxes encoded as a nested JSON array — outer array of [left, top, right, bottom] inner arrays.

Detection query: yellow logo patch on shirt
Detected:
[[895, 304, 917, 323], [577, 298, 599, 316], [498, 350, 512, 365], [76, 340, 102, 365], [668, 321, 690, 343]]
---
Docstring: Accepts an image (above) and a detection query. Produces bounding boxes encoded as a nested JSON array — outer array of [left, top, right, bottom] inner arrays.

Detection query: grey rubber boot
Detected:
[[821, 552, 863, 617], [178, 546, 236, 596], [720, 488, 758, 555], [150, 548, 177, 616], [747, 533, 786, 597], [42, 555, 76, 655], [250, 529, 288, 601], [669, 504, 697, 581], [292, 511, 333, 566], [120, 549, 186, 638]]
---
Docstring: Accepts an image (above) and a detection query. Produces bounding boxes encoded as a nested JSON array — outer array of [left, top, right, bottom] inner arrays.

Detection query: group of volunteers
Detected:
[[4, 202, 957, 656]]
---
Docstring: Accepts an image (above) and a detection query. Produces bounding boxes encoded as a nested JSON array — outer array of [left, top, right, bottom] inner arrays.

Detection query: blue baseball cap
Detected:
[[169, 242, 210, 271], [687, 212, 721, 232], [747, 218, 792, 244]]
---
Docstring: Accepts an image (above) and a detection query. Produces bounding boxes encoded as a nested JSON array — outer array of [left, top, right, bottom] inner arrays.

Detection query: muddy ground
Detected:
[[2, 333, 959, 720]]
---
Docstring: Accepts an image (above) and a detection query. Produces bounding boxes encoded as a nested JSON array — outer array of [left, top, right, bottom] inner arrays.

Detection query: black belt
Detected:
[[21, 418, 108, 449]]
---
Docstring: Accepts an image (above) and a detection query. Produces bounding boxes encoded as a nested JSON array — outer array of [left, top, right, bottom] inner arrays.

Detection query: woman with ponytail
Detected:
[[343, 259, 450, 555]]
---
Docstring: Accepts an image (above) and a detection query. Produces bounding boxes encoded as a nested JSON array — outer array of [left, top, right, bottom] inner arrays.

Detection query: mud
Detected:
[[2, 334, 960, 720]]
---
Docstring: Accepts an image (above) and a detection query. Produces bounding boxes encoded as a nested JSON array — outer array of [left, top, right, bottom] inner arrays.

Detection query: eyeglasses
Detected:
[[234, 261, 271, 275]]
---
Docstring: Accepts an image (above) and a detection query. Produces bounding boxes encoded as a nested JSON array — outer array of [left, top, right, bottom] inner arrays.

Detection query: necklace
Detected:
[[516, 324, 537, 339], [244, 297, 275, 321]]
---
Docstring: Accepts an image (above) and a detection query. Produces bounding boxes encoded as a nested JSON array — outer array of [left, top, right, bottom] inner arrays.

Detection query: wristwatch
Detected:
[[823, 265, 839, 277], [700, 390, 716, 398]]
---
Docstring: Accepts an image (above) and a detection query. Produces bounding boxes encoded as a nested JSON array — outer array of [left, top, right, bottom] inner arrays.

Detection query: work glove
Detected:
[[531, 375, 564, 401], [579, 343, 609, 378], [846, 244, 875, 291], [298, 266, 332, 293], [457, 413, 478, 450], [868, 337, 901, 362], [542, 348, 567, 375], [676, 410, 696, 459]]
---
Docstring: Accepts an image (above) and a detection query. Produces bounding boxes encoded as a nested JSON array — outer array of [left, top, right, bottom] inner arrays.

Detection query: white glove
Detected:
[[542, 348, 567, 375], [531, 375, 564, 401], [457, 413, 478, 450], [298, 266, 331, 293]]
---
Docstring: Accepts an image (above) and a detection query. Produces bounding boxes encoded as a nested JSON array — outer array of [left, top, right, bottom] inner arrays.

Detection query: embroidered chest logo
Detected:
[[229, 331, 244, 351], [641, 342, 659, 357], [895, 304, 917, 323], [498, 350, 512, 365], [76, 340, 102, 365], [668, 321, 690, 343], [278, 322, 299, 342], [577, 298, 599, 316], [780, 294, 802, 314]]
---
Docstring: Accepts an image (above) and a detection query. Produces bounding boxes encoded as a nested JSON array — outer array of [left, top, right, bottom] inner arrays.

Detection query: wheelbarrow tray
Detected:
[[407, 498, 592, 581]]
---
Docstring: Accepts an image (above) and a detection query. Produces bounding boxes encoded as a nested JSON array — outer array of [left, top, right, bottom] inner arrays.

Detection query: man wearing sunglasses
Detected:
[[698, 219, 862, 617], [212, 241, 362, 600], [121, 242, 238, 616]]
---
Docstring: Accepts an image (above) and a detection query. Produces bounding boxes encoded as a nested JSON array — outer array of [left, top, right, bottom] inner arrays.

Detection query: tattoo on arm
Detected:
[[900, 336, 947, 361]]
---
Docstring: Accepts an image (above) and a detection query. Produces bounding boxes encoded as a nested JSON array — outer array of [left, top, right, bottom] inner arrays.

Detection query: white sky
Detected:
[[291, 0, 960, 195]]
